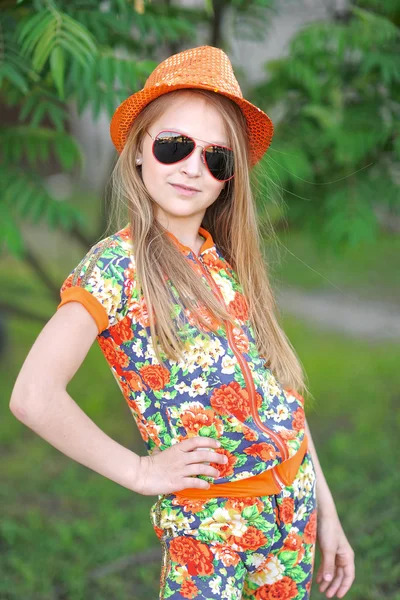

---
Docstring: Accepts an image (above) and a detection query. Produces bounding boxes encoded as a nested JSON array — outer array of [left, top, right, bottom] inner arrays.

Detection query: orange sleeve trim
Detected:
[[57, 286, 109, 335]]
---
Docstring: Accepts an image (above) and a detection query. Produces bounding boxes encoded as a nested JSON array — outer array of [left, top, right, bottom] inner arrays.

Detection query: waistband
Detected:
[[174, 433, 308, 499]]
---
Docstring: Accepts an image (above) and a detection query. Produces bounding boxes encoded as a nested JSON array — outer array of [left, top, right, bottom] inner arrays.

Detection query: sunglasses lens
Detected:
[[205, 146, 234, 181], [153, 132, 195, 164]]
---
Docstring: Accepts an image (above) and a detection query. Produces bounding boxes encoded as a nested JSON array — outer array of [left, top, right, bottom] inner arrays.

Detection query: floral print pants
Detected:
[[149, 448, 318, 599]]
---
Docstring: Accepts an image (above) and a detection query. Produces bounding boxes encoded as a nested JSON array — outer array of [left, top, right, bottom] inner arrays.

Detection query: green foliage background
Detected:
[[1, 0, 399, 598]]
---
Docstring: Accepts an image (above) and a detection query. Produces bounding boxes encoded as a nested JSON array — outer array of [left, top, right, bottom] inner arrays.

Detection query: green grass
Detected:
[[1, 223, 399, 598], [267, 228, 400, 303]]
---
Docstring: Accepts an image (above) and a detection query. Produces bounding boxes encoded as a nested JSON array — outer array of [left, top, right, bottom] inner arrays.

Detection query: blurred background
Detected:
[[1, 0, 399, 598]]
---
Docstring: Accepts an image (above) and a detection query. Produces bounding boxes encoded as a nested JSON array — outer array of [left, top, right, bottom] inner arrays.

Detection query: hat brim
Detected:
[[110, 83, 274, 167]]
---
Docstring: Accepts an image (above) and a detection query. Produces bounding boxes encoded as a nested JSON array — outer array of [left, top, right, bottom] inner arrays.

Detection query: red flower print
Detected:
[[180, 406, 223, 436], [152, 525, 164, 540], [255, 576, 298, 600], [211, 544, 240, 567], [210, 381, 261, 422], [283, 531, 303, 552], [304, 510, 317, 544], [231, 326, 249, 353], [209, 448, 236, 478], [98, 336, 119, 365], [229, 292, 249, 323], [139, 364, 170, 390], [124, 370, 145, 392], [137, 420, 149, 442], [201, 253, 227, 273], [225, 497, 264, 514], [284, 388, 305, 406], [228, 526, 268, 551], [292, 407, 305, 431], [172, 497, 207, 514], [180, 578, 199, 599], [110, 315, 134, 345], [243, 425, 258, 441], [280, 498, 295, 525], [279, 429, 298, 441], [244, 443, 278, 461], [60, 275, 74, 293], [130, 297, 151, 327], [169, 537, 214, 577], [185, 304, 221, 333]]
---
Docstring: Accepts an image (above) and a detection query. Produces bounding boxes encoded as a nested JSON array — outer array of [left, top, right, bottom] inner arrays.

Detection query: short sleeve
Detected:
[[57, 236, 124, 335]]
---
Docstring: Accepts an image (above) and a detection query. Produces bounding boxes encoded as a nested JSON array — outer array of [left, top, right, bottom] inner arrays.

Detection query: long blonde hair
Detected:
[[107, 89, 310, 399]]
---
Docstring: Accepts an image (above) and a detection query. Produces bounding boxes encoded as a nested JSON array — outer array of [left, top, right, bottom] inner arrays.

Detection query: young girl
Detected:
[[10, 46, 354, 600]]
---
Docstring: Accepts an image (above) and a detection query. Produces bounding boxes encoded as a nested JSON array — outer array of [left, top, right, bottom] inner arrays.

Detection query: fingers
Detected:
[[323, 566, 344, 598], [186, 449, 228, 466], [335, 559, 355, 598], [181, 476, 211, 490], [184, 463, 220, 478], [317, 554, 355, 598], [181, 436, 221, 451], [318, 551, 336, 593]]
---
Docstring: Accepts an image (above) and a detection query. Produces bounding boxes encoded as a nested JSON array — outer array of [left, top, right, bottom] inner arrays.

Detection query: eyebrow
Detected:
[[160, 128, 228, 147]]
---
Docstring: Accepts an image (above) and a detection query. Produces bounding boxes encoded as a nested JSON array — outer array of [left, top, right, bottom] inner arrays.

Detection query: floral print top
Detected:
[[57, 224, 306, 487]]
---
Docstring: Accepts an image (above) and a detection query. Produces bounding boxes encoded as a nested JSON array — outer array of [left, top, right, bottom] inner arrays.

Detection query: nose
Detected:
[[180, 146, 204, 177]]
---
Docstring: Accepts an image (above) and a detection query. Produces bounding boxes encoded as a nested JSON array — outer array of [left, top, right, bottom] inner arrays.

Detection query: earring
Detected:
[[136, 158, 142, 165]]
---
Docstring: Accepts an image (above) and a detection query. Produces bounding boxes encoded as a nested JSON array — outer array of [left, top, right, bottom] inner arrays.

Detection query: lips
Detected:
[[170, 183, 201, 192]]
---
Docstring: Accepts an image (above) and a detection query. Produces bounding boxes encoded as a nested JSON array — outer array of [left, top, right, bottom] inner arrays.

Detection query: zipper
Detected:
[[193, 253, 289, 463]]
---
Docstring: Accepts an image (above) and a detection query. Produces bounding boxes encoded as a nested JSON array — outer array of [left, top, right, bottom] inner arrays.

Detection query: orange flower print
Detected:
[[280, 497, 295, 525], [283, 531, 303, 552], [185, 304, 221, 333], [211, 381, 259, 422], [98, 336, 119, 365], [115, 346, 130, 368], [137, 420, 149, 442], [201, 253, 226, 273], [231, 326, 249, 353], [180, 406, 223, 436], [255, 576, 298, 599], [110, 315, 134, 345], [243, 425, 258, 441], [224, 497, 264, 514], [209, 448, 236, 478], [180, 578, 199, 599], [244, 442, 278, 461], [279, 429, 298, 441], [124, 370, 145, 392], [130, 297, 151, 327], [211, 543, 240, 567], [304, 510, 317, 544], [172, 497, 208, 514], [284, 387, 305, 406], [229, 291, 249, 323], [153, 525, 164, 540], [228, 526, 268, 551], [292, 407, 305, 431], [60, 275, 74, 293], [139, 364, 170, 390], [169, 537, 215, 577]]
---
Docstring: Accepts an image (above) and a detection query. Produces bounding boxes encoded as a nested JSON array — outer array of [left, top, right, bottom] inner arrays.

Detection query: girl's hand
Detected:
[[316, 511, 355, 598], [136, 436, 228, 496]]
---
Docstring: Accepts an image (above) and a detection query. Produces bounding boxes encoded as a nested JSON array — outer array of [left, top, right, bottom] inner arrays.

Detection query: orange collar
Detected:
[[166, 226, 214, 256]]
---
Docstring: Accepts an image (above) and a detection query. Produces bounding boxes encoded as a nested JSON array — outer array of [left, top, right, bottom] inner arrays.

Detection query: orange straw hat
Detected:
[[109, 45, 274, 166]]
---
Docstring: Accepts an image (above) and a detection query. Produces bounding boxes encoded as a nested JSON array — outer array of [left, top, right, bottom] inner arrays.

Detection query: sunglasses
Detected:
[[147, 130, 235, 182]]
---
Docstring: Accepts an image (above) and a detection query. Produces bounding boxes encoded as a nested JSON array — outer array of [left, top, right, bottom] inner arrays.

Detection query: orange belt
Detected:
[[175, 434, 308, 499]]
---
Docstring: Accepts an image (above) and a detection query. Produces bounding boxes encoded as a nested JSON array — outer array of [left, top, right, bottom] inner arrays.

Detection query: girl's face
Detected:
[[138, 94, 227, 227]]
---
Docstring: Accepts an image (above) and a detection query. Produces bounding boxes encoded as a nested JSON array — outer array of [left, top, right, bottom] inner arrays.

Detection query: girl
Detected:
[[10, 46, 355, 599]]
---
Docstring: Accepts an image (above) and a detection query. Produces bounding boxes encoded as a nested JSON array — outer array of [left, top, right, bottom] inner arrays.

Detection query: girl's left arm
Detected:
[[305, 417, 356, 599]]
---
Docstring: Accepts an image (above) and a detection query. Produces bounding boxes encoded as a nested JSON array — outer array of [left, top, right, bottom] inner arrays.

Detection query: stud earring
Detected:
[[136, 158, 142, 165]]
